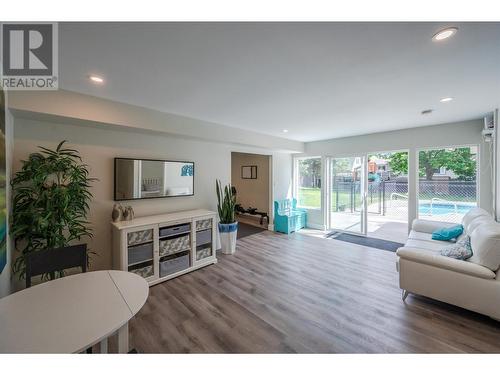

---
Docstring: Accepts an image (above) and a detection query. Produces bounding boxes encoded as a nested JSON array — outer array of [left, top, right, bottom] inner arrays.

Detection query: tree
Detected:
[[388, 148, 476, 180], [331, 158, 351, 175], [299, 158, 322, 188], [11, 141, 96, 280], [385, 152, 407, 177]]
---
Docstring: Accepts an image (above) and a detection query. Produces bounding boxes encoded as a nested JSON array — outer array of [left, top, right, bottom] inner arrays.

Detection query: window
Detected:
[[418, 146, 478, 223], [295, 157, 322, 209]]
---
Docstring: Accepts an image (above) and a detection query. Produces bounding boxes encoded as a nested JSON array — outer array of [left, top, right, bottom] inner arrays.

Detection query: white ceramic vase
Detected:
[[218, 222, 238, 254]]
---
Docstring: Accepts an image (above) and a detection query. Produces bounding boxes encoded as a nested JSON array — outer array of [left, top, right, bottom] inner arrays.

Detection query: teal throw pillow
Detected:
[[432, 224, 464, 241]]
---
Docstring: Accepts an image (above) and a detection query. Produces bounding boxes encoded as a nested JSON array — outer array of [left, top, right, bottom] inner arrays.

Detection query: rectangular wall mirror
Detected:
[[114, 158, 194, 201]]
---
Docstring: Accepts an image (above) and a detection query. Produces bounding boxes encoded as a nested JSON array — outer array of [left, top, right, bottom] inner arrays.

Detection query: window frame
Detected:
[[415, 144, 480, 221]]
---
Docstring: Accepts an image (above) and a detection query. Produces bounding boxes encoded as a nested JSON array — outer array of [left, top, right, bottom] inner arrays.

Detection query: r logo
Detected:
[[2, 23, 54, 76]]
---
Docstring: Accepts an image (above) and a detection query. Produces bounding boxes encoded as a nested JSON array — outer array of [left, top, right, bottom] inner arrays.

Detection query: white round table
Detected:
[[0, 270, 149, 353]]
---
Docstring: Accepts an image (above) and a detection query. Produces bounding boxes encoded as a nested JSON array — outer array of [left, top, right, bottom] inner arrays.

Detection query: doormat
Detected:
[[326, 232, 403, 252]]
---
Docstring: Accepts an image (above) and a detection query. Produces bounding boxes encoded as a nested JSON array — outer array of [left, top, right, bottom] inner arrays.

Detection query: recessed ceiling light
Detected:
[[282, 129, 289, 133], [432, 27, 458, 42], [88, 75, 104, 84], [440, 97, 454, 103], [421, 109, 433, 115]]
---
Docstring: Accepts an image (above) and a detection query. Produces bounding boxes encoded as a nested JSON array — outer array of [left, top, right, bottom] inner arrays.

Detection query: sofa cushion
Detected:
[[468, 222, 500, 271], [432, 224, 463, 241], [408, 230, 434, 242], [440, 236, 473, 260], [397, 247, 496, 279], [465, 215, 492, 235], [405, 238, 448, 253], [462, 207, 490, 232], [411, 219, 456, 234]]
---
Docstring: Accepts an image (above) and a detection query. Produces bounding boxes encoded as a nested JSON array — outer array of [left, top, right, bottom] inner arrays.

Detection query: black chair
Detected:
[[26, 244, 91, 352], [25, 244, 88, 288]]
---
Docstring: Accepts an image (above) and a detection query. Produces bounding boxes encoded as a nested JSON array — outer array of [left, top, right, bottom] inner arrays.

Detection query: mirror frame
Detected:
[[114, 157, 195, 201]]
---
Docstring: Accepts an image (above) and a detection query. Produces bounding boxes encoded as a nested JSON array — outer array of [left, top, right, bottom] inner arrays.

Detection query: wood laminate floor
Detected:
[[128, 230, 500, 353]]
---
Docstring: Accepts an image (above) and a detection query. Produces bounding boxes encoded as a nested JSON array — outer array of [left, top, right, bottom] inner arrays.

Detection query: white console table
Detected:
[[112, 209, 217, 286]]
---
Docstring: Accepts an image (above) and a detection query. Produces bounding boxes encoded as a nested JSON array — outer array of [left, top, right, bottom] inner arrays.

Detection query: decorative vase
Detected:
[[112, 204, 123, 222], [123, 206, 135, 221], [218, 222, 238, 254]]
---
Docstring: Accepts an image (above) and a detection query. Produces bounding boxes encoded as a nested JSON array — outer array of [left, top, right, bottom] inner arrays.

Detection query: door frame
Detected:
[[326, 149, 411, 238], [230, 151, 274, 230], [326, 155, 368, 236], [364, 149, 410, 238]]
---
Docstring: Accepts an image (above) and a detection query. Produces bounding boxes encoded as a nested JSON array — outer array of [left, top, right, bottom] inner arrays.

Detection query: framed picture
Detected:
[[241, 165, 257, 179]]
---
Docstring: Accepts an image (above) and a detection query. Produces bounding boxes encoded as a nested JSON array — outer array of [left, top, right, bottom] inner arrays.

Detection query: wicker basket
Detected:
[[196, 219, 212, 231], [196, 247, 212, 261], [160, 234, 191, 257], [127, 229, 153, 246], [129, 264, 153, 278]]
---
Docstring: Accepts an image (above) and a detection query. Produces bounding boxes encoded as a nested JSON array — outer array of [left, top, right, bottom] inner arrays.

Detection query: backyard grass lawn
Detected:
[[298, 187, 321, 207], [298, 187, 363, 209]]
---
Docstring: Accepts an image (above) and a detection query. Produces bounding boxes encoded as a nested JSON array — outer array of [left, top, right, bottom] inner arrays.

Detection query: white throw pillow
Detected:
[[462, 207, 490, 231], [468, 222, 500, 271]]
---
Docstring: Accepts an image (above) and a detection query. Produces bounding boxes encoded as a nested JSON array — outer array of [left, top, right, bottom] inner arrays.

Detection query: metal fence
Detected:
[[331, 180, 477, 219], [418, 180, 476, 201]]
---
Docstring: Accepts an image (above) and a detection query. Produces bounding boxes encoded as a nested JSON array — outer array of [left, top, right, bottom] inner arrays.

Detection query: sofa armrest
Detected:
[[411, 219, 456, 234], [397, 247, 495, 279]]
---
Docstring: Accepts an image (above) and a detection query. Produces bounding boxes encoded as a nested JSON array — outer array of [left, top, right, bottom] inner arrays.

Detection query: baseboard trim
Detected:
[[306, 223, 326, 230]]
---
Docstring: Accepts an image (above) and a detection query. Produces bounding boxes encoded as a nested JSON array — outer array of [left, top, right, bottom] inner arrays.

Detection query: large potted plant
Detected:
[[216, 179, 238, 254], [11, 140, 96, 281]]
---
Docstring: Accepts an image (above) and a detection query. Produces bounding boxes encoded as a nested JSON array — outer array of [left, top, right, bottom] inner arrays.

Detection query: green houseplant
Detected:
[[12, 140, 96, 280], [215, 179, 238, 254]]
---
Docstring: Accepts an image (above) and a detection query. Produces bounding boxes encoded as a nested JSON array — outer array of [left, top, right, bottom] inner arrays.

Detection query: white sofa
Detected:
[[396, 207, 500, 321]]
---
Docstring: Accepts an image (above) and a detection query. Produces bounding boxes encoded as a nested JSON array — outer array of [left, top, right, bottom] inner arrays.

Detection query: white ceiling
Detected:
[[59, 22, 500, 142]]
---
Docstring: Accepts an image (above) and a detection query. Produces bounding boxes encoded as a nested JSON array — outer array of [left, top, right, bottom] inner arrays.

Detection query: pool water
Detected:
[[418, 203, 475, 216]]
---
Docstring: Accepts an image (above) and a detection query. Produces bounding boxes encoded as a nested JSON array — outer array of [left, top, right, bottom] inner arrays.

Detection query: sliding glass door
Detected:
[[329, 156, 366, 234], [298, 145, 478, 241], [366, 151, 409, 243]]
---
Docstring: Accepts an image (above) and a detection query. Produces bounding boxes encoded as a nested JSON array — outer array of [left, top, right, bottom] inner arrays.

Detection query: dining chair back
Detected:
[[25, 244, 88, 288]]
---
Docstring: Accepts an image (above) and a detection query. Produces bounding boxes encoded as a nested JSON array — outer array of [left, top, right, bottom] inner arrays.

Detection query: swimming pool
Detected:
[[418, 202, 475, 216]]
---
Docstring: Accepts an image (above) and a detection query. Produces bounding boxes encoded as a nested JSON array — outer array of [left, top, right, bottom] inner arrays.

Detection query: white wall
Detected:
[[13, 116, 292, 275], [272, 152, 293, 201], [9, 89, 304, 153], [298, 119, 493, 229], [0, 104, 13, 298]]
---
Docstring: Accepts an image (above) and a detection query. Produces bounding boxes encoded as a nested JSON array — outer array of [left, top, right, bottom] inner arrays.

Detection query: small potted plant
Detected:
[[216, 179, 238, 254]]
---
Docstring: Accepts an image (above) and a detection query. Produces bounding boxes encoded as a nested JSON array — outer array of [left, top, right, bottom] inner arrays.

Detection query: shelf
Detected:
[[113, 210, 217, 286], [159, 247, 191, 258], [196, 243, 211, 250], [159, 231, 191, 240], [128, 240, 154, 248], [160, 248, 190, 261], [128, 258, 154, 267]]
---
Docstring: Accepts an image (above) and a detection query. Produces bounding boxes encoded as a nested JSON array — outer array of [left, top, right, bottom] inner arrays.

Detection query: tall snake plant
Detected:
[[11, 140, 96, 280], [215, 179, 236, 224]]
